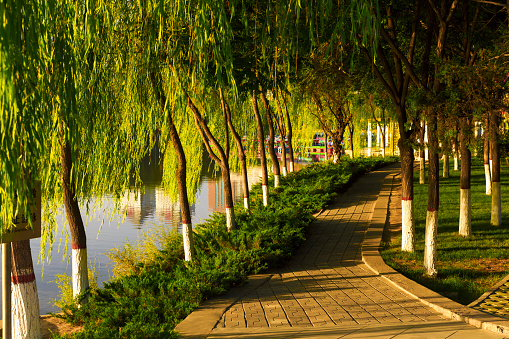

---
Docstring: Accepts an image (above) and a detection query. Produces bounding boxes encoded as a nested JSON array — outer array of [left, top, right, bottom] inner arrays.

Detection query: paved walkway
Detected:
[[176, 164, 509, 338]]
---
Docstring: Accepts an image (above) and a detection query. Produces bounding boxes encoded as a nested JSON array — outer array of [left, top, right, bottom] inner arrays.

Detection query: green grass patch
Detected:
[[381, 159, 509, 305], [53, 156, 397, 338]]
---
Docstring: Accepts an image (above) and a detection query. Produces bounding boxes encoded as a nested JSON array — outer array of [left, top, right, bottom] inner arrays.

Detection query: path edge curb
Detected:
[[362, 170, 509, 336]]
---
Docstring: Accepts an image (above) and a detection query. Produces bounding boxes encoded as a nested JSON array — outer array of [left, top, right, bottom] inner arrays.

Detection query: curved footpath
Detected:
[[175, 163, 509, 339]]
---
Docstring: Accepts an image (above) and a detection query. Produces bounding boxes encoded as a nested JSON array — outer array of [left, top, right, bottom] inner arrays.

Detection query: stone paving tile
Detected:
[[216, 167, 445, 330]]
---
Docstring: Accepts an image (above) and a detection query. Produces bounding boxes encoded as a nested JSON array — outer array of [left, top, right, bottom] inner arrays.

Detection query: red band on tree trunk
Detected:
[[460, 186, 471, 190], [182, 221, 190, 224], [226, 206, 233, 209], [401, 197, 413, 201], [427, 208, 437, 212], [493, 179, 501, 183], [72, 244, 87, 250], [484, 163, 489, 165], [11, 273, 36, 284]]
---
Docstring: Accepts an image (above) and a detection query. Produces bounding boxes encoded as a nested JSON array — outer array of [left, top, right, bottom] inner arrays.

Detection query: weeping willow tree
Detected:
[[1, 0, 51, 336]]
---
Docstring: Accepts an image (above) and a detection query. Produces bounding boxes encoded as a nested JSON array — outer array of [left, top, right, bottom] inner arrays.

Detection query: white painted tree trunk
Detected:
[[454, 154, 458, 171], [72, 247, 89, 299], [274, 174, 280, 188], [289, 161, 294, 172], [443, 155, 449, 178], [367, 122, 372, 156], [243, 197, 250, 210], [12, 277, 42, 339], [491, 181, 502, 226], [485, 163, 492, 195], [182, 223, 194, 261], [333, 153, 339, 164], [419, 157, 425, 184], [226, 207, 236, 231], [424, 210, 438, 277], [282, 166, 287, 176], [262, 185, 268, 206], [459, 188, 471, 236], [401, 199, 415, 252]]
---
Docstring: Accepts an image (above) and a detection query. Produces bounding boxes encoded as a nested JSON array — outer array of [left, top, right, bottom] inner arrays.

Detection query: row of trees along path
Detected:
[[1, 0, 508, 337]]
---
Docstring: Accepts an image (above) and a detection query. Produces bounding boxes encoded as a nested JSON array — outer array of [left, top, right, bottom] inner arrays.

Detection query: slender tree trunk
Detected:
[[400, 132, 415, 252], [60, 141, 89, 301], [186, 93, 236, 230], [274, 92, 287, 176], [150, 71, 195, 260], [252, 91, 269, 206], [442, 152, 450, 178], [424, 114, 439, 278], [169, 120, 195, 260], [11, 240, 42, 339], [459, 116, 471, 236], [221, 89, 250, 211], [453, 132, 459, 171], [348, 123, 354, 158], [419, 120, 426, 184], [484, 115, 492, 195], [282, 94, 295, 172], [490, 110, 501, 226], [260, 91, 281, 187]]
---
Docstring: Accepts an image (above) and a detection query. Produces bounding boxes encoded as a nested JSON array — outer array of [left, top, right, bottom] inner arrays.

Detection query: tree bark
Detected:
[[459, 116, 471, 236], [348, 122, 354, 158], [282, 94, 295, 172], [251, 91, 269, 206], [186, 93, 236, 230], [490, 110, 501, 226], [484, 115, 492, 195], [11, 240, 42, 339], [424, 114, 439, 278], [220, 89, 250, 211], [60, 140, 89, 300], [260, 91, 281, 187], [419, 120, 426, 184], [274, 91, 288, 176], [150, 71, 195, 259]]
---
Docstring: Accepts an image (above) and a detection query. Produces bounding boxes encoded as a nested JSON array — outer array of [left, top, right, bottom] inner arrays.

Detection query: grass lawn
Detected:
[[381, 158, 509, 305]]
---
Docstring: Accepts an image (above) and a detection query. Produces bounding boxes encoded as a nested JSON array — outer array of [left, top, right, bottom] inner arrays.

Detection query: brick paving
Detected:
[[215, 166, 444, 330]]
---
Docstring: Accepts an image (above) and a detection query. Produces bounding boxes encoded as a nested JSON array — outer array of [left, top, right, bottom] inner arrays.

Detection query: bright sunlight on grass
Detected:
[[381, 158, 509, 305]]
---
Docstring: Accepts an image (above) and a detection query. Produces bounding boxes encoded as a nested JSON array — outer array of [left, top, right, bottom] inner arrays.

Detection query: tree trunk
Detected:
[[419, 120, 426, 185], [484, 115, 492, 195], [274, 92, 287, 176], [442, 153, 450, 178], [424, 114, 439, 278], [490, 110, 501, 226], [459, 116, 471, 236], [252, 91, 269, 206], [11, 240, 42, 339], [150, 71, 195, 260], [60, 141, 89, 300], [186, 93, 236, 230], [400, 135, 415, 253], [282, 94, 295, 172], [453, 133, 459, 171], [260, 91, 281, 187], [169, 120, 195, 260], [348, 123, 354, 158], [221, 89, 250, 211]]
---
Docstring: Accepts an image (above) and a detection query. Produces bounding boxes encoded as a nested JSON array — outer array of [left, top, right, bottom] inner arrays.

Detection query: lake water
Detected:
[[11, 157, 308, 315]]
